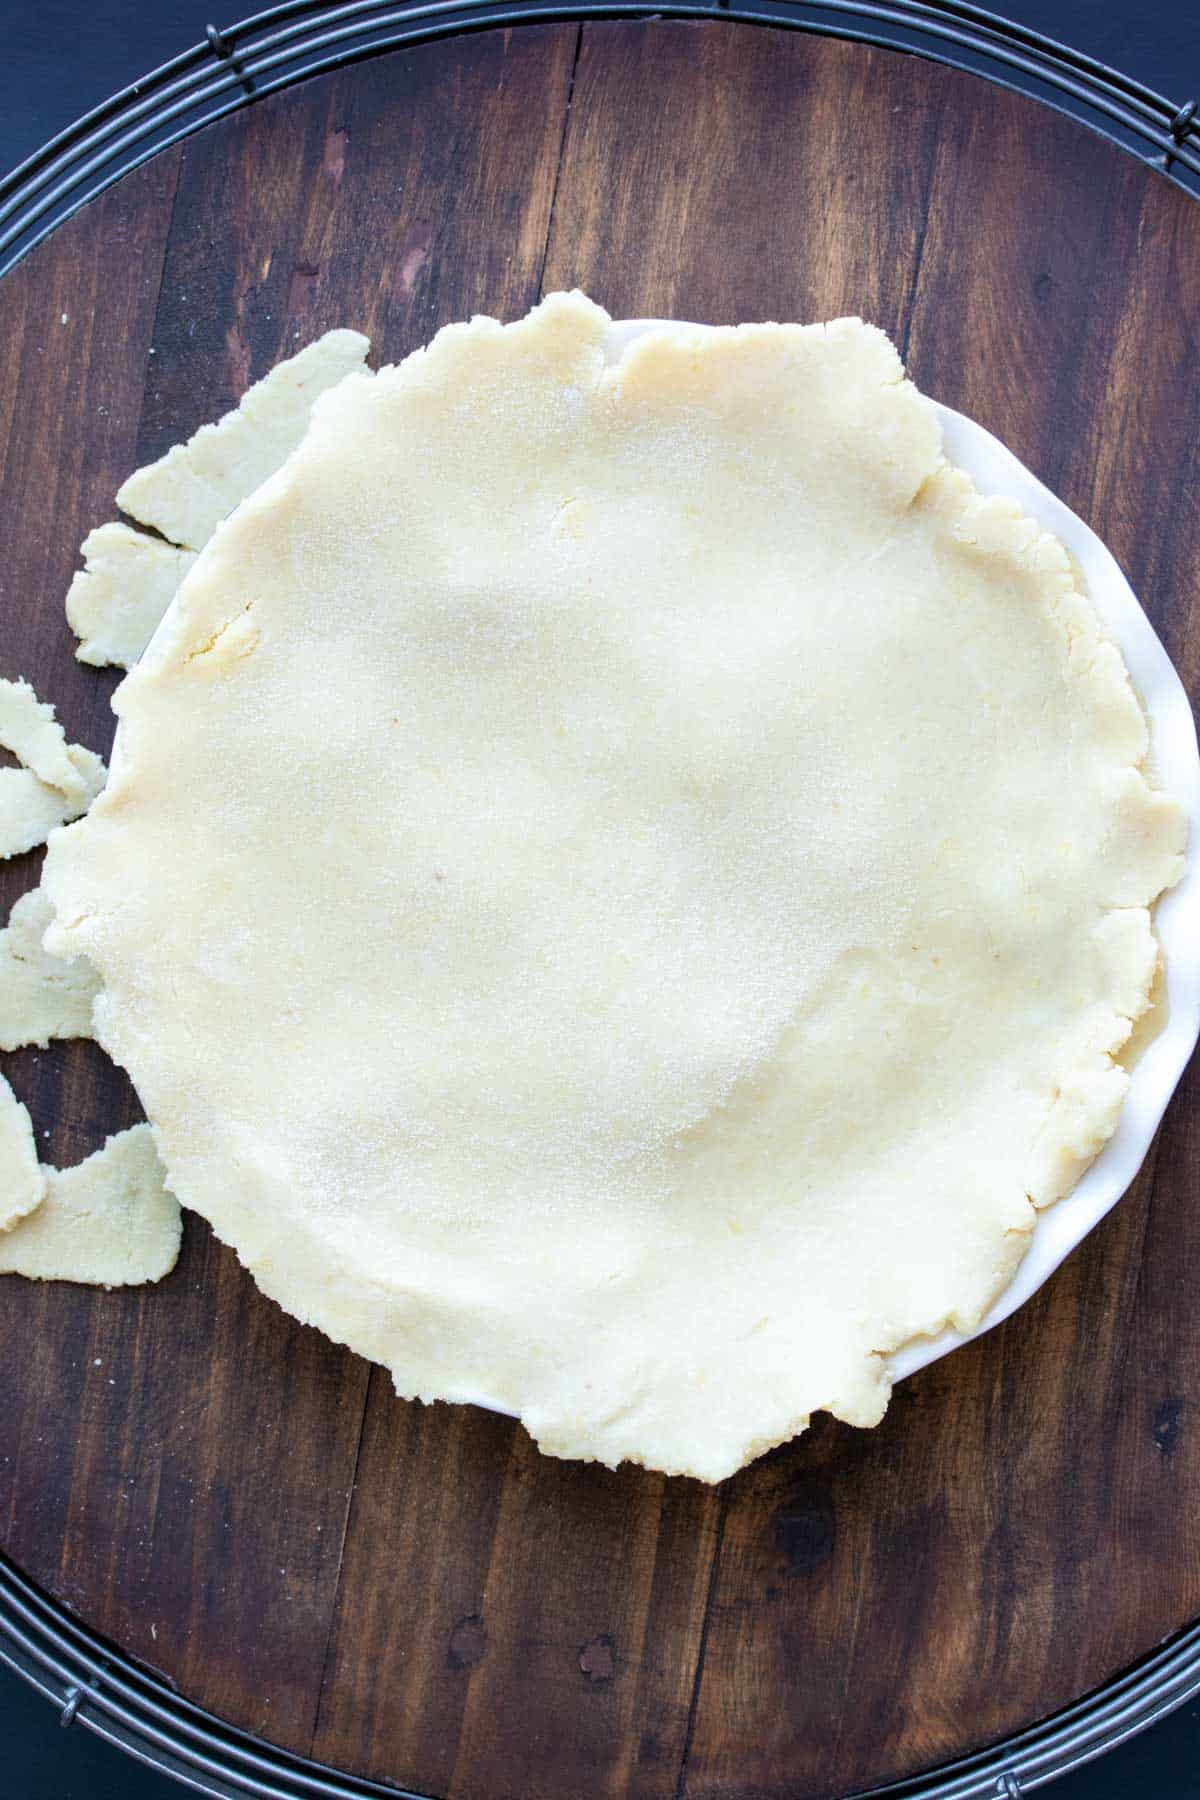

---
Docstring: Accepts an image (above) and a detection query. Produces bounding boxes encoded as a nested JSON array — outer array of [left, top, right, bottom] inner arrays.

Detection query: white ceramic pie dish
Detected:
[[892, 396, 1200, 1381], [127, 314, 1198, 1432], [603, 319, 1200, 1392]]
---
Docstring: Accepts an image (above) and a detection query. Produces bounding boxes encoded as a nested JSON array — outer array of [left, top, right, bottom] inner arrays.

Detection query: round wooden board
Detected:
[[1, 22, 1199, 1799]]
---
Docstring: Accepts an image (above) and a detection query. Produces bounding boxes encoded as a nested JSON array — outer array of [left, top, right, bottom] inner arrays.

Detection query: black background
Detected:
[[1, 1, 1199, 1795]]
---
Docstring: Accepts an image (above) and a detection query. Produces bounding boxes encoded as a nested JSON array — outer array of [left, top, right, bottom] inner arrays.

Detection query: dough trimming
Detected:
[[0, 1124, 181, 1286], [0, 886, 100, 1050]]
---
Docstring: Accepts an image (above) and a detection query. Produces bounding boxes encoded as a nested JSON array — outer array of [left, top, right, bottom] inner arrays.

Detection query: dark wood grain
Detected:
[[310, 1378, 719, 1799], [1, 22, 1199, 1800]]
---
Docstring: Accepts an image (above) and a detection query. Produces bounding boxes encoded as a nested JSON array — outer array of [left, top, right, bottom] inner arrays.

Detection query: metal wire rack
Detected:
[[0, 0, 1198, 278], [4, 1544, 1200, 1798], [2, 2, 1200, 1794]]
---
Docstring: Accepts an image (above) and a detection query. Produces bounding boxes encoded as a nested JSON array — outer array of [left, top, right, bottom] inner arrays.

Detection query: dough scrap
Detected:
[[43, 294, 1187, 1480], [116, 329, 372, 552], [0, 886, 100, 1050], [0, 1072, 44, 1231], [0, 1124, 181, 1286], [0, 677, 89, 798], [0, 747, 105, 859], [66, 523, 198, 669]]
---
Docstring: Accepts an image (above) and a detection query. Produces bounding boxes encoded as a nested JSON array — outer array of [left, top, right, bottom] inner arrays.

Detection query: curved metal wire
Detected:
[[0, 0, 1197, 275], [2, 2, 1200, 1794], [4, 1547, 1200, 1798]]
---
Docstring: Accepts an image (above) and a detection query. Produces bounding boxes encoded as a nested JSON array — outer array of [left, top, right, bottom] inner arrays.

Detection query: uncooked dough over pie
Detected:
[[64, 333, 372, 670], [42, 294, 1186, 1480], [115, 328, 371, 552]]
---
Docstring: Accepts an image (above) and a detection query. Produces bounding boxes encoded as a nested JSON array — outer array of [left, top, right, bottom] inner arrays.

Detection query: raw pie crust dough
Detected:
[[0, 677, 92, 799], [43, 295, 1185, 1481], [0, 676, 106, 860], [0, 886, 100, 1051], [65, 332, 371, 669], [0, 1073, 44, 1231], [66, 524, 198, 671], [115, 329, 371, 553], [0, 1124, 181, 1287], [0, 337, 365, 1279], [0, 765, 102, 860]]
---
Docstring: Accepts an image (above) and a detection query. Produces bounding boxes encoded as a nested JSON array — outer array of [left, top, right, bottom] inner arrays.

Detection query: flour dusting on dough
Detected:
[[0, 677, 90, 798], [0, 1072, 44, 1232], [116, 329, 372, 552], [66, 523, 198, 669], [43, 295, 1186, 1479], [0, 1124, 180, 1286], [0, 747, 105, 860], [0, 886, 100, 1050]]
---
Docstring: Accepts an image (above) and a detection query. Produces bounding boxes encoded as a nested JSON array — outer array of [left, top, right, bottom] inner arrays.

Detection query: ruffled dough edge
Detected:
[[919, 467, 1184, 1227], [383, 303, 1187, 1473]]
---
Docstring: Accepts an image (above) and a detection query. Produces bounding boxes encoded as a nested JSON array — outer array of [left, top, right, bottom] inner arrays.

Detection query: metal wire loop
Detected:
[[58, 1684, 84, 1728], [206, 20, 257, 96], [1170, 99, 1198, 141]]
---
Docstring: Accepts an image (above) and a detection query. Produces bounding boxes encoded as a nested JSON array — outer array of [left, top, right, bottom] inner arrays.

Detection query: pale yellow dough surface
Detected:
[[66, 523, 198, 669], [0, 672, 105, 859], [43, 295, 1185, 1480], [70, 334, 372, 670], [0, 749, 105, 860], [0, 1124, 181, 1286], [0, 886, 100, 1050], [0, 1072, 44, 1231], [116, 329, 371, 552], [0, 677, 90, 798]]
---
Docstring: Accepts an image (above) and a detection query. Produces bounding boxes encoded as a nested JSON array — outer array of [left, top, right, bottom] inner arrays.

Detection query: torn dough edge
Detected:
[[66, 523, 198, 671], [0, 676, 89, 798], [0, 884, 100, 1051], [65, 331, 372, 672], [0, 1071, 45, 1231], [0, 746, 105, 860], [115, 328, 372, 553], [0, 1123, 181, 1286]]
